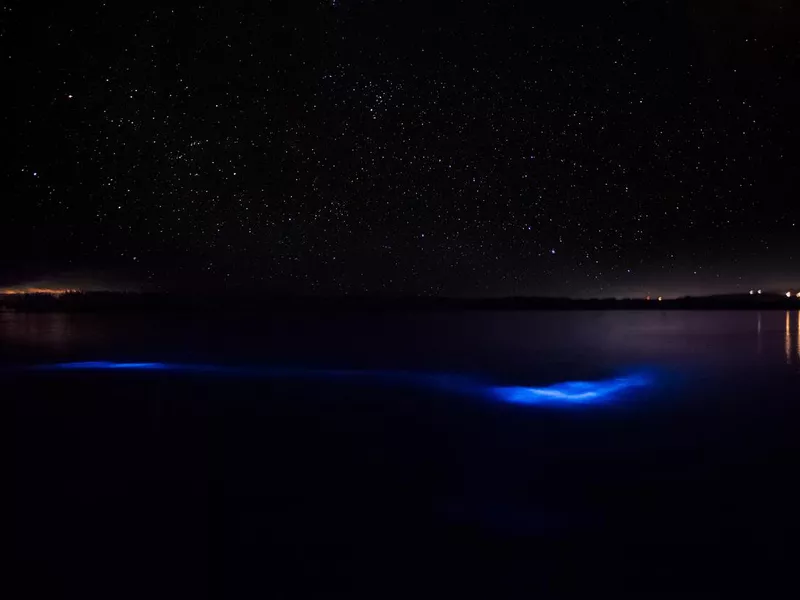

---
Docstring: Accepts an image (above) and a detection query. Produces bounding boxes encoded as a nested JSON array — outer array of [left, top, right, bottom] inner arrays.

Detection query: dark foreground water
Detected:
[[9, 310, 800, 597]]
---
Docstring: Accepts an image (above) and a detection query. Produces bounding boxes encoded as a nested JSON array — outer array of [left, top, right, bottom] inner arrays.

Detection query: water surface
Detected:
[[9, 310, 800, 595]]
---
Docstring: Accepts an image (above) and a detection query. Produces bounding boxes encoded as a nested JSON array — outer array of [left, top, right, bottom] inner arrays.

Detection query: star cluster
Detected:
[[4, 1, 799, 296]]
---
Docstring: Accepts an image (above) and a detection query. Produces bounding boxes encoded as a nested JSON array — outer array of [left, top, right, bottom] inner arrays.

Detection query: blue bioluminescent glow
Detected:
[[492, 374, 651, 406], [49, 361, 170, 370], [32, 362, 653, 407]]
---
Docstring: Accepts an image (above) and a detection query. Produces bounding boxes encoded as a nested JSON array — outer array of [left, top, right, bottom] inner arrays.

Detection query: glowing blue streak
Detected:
[[51, 361, 169, 370], [492, 374, 651, 406], [38, 362, 480, 392], [34, 362, 653, 407]]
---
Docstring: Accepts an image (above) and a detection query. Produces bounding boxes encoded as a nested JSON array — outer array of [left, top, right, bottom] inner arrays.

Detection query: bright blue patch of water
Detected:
[[492, 373, 651, 406]]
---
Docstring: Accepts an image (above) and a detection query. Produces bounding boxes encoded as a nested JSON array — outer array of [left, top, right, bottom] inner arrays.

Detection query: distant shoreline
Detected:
[[2, 291, 800, 313]]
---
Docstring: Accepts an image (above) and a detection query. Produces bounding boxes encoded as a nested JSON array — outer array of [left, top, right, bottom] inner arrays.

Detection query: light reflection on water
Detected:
[[0, 312, 74, 348], [786, 311, 791, 365], [785, 311, 800, 366], [757, 312, 762, 356]]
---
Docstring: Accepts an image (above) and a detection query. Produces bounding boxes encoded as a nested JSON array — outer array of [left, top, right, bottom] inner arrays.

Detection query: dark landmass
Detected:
[[2, 291, 800, 313]]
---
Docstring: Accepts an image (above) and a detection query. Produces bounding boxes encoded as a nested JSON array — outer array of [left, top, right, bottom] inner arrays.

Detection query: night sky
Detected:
[[3, 1, 799, 297]]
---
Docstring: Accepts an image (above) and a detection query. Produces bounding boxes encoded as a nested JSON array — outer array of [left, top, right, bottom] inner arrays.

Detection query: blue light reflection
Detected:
[[35, 362, 653, 406]]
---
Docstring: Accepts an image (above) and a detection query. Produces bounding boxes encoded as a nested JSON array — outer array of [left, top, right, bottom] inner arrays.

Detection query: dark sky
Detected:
[[3, 1, 799, 297]]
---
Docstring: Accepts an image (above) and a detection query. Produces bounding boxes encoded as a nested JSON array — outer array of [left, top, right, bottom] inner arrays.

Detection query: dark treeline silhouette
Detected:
[[2, 291, 800, 313]]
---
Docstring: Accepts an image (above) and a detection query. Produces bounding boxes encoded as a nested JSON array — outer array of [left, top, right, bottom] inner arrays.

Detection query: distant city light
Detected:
[[796, 292, 800, 299], [658, 296, 663, 302], [758, 289, 762, 295], [1, 288, 78, 296], [787, 291, 792, 298], [749, 290, 754, 295]]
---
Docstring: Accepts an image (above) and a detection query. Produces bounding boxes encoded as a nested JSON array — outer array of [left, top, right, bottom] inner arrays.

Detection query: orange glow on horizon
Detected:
[[1, 288, 79, 296]]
